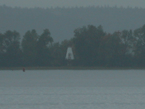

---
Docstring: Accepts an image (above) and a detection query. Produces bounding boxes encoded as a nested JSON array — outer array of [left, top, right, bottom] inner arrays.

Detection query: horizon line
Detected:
[[0, 4, 145, 9]]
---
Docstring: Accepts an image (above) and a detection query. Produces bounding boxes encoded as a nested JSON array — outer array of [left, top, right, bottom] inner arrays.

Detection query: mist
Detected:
[[0, 0, 145, 8]]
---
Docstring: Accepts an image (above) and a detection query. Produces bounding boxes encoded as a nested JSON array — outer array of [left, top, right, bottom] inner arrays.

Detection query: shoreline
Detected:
[[0, 66, 145, 70]]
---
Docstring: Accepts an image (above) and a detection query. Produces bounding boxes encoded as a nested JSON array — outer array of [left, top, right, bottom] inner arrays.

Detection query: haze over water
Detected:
[[1, 0, 145, 8], [0, 70, 145, 109]]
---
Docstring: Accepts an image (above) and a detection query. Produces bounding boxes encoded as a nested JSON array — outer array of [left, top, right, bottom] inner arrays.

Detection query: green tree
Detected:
[[97, 33, 112, 66], [133, 24, 145, 66], [104, 32, 128, 67], [36, 29, 53, 66], [49, 42, 62, 66], [73, 25, 106, 66], [0, 33, 5, 67], [21, 29, 38, 66], [1, 30, 22, 67], [0, 33, 4, 53]]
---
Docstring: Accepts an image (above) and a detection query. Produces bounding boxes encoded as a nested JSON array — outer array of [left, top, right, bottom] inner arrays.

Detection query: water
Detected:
[[0, 70, 145, 109]]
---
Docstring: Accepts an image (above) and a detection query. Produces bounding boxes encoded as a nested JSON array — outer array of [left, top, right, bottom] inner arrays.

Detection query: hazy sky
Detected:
[[1, 0, 145, 8]]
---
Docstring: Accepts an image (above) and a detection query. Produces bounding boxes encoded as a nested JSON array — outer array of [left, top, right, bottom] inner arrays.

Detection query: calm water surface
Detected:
[[0, 70, 145, 109]]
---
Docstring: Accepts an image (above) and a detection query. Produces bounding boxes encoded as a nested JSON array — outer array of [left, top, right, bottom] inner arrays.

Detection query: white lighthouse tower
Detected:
[[65, 47, 74, 65], [65, 47, 74, 60]]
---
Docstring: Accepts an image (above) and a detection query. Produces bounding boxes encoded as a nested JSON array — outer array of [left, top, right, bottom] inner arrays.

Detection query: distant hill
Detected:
[[0, 5, 145, 42]]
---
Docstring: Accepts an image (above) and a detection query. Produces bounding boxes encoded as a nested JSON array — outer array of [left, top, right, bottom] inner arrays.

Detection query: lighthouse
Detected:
[[65, 47, 74, 65]]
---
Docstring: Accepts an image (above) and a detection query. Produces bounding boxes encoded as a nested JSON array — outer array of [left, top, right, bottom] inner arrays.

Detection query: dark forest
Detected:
[[0, 24, 145, 67]]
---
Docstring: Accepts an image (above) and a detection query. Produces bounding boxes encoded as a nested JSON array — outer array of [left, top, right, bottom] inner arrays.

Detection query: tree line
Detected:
[[1, 24, 145, 67]]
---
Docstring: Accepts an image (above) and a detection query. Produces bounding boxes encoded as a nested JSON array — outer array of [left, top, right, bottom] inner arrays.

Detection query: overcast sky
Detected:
[[0, 0, 145, 8]]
